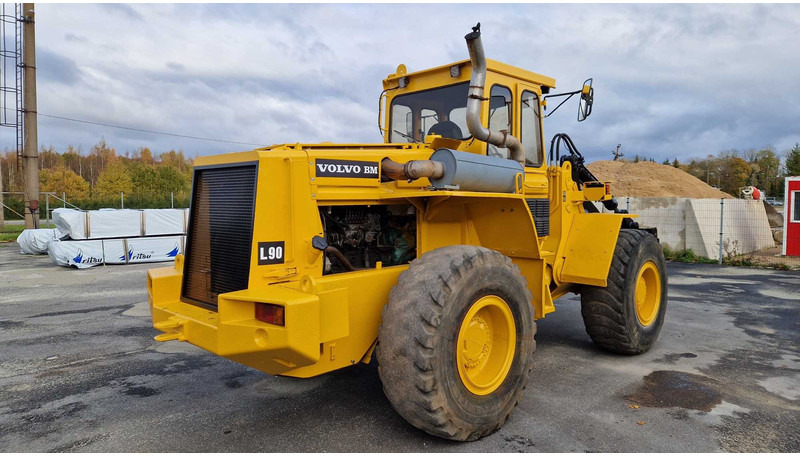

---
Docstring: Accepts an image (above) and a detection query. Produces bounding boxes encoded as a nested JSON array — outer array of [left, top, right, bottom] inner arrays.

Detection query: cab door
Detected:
[[516, 83, 548, 199]]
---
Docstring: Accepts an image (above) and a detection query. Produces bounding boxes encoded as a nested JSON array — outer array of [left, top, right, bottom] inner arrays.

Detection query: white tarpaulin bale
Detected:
[[143, 209, 186, 235], [16, 228, 64, 254], [53, 208, 85, 239], [52, 208, 188, 239], [47, 235, 184, 269], [88, 209, 142, 239], [125, 236, 183, 263], [47, 239, 125, 269]]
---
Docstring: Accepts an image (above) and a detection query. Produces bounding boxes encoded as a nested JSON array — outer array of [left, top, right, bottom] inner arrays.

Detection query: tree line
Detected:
[[1, 140, 194, 218], [3, 140, 800, 219], [630, 144, 800, 198]]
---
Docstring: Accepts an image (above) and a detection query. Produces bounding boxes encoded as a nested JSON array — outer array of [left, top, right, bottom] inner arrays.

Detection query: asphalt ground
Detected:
[[1, 242, 798, 452]]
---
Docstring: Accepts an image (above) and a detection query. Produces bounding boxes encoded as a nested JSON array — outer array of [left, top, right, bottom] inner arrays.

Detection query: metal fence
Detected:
[[4, 191, 797, 270], [603, 197, 798, 270], [1, 191, 189, 226]]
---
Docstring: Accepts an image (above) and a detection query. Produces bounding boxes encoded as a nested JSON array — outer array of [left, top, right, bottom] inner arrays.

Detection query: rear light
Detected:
[[255, 303, 285, 326]]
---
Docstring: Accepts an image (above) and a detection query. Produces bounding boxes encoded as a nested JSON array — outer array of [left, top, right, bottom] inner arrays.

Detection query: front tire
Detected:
[[377, 245, 536, 441], [580, 229, 668, 354]]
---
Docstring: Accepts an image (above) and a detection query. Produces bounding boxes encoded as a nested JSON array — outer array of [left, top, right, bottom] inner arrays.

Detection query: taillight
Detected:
[[255, 303, 285, 326]]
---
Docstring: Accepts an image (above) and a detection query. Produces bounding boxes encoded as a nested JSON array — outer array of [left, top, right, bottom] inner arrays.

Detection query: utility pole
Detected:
[[22, 3, 39, 229], [612, 144, 623, 161]]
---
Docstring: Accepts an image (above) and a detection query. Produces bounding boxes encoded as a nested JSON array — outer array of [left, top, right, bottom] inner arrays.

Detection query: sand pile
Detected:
[[586, 160, 733, 198]]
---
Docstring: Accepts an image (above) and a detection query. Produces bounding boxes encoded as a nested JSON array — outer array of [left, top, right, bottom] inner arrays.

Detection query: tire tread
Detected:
[[377, 245, 535, 441], [580, 229, 665, 354]]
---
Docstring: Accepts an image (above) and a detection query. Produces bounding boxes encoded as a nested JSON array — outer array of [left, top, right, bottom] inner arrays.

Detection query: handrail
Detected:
[[1, 201, 24, 219], [1, 191, 81, 210]]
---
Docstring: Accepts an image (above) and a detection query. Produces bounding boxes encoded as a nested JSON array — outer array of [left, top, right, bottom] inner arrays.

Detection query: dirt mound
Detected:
[[587, 160, 733, 198], [763, 202, 783, 228]]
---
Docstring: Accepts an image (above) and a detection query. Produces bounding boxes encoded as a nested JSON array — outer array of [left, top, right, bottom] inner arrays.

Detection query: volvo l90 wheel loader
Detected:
[[147, 24, 667, 441]]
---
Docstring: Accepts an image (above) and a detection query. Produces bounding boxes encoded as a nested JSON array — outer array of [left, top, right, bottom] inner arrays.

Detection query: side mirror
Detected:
[[578, 78, 593, 121]]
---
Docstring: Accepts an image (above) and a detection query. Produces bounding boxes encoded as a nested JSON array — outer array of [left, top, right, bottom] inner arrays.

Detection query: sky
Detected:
[[1, 3, 800, 164]]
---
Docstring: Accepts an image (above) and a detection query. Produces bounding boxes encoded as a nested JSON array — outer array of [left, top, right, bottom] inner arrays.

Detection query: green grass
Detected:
[[662, 246, 718, 264], [722, 256, 755, 267], [663, 245, 797, 271], [0, 223, 55, 243]]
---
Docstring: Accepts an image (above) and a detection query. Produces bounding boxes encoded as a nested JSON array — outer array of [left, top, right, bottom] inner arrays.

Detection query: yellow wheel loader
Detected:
[[147, 24, 667, 441]]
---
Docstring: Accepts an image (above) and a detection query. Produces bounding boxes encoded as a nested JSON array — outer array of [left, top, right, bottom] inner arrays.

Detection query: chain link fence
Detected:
[[5, 191, 798, 270], [604, 197, 798, 270], [2, 191, 190, 226]]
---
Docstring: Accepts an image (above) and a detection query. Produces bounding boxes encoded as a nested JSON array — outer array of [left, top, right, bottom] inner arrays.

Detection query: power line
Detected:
[[612, 144, 623, 161], [1, 106, 268, 147], [38, 112, 267, 147]]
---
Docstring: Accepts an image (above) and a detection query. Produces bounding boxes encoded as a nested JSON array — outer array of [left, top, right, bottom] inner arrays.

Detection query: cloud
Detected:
[[99, 4, 143, 22], [36, 48, 82, 85], [2, 3, 797, 164], [64, 33, 87, 43]]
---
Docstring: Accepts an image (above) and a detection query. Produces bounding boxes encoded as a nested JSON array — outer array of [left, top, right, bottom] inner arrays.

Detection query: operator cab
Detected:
[[381, 58, 592, 170], [381, 59, 556, 168]]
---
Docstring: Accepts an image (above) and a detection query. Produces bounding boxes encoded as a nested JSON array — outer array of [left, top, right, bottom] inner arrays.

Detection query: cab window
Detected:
[[487, 85, 512, 158], [389, 82, 469, 143], [420, 109, 438, 139], [520, 90, 543, 167]]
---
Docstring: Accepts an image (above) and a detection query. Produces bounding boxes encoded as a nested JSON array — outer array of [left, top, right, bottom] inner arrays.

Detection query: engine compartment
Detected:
[[319, 204, 417, 274]]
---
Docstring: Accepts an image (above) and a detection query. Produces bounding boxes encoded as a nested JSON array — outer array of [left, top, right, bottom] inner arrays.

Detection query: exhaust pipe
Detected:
[[464, 24, 525, 165], [381, 157, 444, 181]]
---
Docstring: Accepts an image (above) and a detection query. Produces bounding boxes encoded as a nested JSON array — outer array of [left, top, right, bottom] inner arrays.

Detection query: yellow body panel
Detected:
[[560, 213, 626, 287], [148, 57, 637, 378]]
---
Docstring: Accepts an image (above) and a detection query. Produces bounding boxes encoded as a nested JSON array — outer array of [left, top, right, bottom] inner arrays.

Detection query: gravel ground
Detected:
[[0, 242, 798, 452]]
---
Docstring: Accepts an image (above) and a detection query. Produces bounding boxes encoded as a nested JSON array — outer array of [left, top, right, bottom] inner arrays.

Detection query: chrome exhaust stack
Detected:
[[464, 23, 525, 165]]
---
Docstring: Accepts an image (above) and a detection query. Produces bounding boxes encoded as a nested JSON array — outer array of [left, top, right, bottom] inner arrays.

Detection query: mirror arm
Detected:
[[543, 89, 582, 100], [543, 91, 578, 118]]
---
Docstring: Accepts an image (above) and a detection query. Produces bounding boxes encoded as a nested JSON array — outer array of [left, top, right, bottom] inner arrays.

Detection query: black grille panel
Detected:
[[526, 198, 550, 237], [182, 163, 257, 308]]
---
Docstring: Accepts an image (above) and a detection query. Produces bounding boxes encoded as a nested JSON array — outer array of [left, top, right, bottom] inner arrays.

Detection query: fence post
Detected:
[[45, 193, 49, 228], [62, 192, 66, 208], [718, 198, 724, 264], [121, 192, 124, 209], [171, 192, 174, 209], [0, 160, 4, 230]]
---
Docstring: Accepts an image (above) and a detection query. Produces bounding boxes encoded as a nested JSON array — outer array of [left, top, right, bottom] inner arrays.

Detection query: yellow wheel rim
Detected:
[[635, 261, 662, 327], [456, 295, 516, 396]]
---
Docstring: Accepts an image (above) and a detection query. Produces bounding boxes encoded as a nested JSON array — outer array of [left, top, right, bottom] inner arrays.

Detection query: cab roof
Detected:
[[382, 58, 556, 90]]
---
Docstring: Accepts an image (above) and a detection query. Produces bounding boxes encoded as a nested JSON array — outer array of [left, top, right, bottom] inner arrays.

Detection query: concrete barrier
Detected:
[[594, 197, 774, 259]]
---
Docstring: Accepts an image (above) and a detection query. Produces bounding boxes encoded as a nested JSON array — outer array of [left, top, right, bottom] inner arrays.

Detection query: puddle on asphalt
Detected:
[[655, 352, 699, 364], [121, 301, 151, 317], [668, 276, 757, 286], [626, 370, 723, 412], [756, 288, 800, 301]]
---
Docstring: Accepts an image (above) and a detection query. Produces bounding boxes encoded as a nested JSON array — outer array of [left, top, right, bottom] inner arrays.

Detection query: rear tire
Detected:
[[377, 245, 536, 441], [580, 229, 668, 354]]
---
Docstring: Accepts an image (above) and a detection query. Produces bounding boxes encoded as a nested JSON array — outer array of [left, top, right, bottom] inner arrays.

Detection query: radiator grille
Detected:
[[182, 163, 257, 308], [526, 198, 550, 237]]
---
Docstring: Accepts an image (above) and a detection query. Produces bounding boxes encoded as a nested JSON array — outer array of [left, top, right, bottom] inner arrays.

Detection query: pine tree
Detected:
[[787, 143, 800, 176]]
